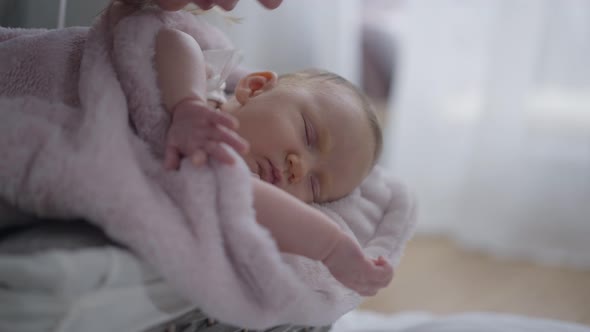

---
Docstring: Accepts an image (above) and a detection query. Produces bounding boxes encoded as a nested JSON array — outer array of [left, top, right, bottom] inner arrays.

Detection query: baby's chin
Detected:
[[243, 155, 259, 177]]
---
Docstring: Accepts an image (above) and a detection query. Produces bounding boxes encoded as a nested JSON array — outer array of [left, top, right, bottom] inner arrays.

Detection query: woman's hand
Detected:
[[164, 98, 249, 170], [107, 1, 139, 30], [154, 0, 283, 11], [322, 233, 394, 296]]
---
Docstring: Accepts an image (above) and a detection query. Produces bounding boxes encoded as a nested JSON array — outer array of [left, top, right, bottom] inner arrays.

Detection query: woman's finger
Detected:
[[155, 0, 191, 11], [206, 0, 238, 10], [107, 1, 138, 28], [191, 0, 214, 10], [257, 0, 282, 9], [155, 0, 282, 11]]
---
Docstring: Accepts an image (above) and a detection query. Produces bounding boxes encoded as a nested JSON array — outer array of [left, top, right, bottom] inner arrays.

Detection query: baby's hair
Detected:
[[278, 69, 383, 166]]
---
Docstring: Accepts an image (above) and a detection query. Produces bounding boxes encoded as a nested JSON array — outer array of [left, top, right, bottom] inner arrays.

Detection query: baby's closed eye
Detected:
[[302, 114, 317, 147], [310, 174, 321, 202]]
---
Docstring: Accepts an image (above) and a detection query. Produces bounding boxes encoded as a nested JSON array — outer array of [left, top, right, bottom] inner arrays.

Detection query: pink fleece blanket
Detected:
[[0, 9, 416, 329]]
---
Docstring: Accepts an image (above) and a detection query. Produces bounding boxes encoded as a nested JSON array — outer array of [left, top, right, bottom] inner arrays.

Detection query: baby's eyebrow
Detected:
[[317, 117, 332, 155], [313, 116, 333, 202], [304, 101, 331, 155]]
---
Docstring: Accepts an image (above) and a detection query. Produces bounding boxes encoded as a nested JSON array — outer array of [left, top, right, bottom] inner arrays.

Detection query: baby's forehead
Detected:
[[278, 75, 379, 201], [314, 85, 365, 121], [312, 91, 375, 201], [279, 76, 373, 146], [290, 79, 361, 112]]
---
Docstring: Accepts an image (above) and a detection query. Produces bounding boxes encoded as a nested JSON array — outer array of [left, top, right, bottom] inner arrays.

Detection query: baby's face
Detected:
[[223, 82, 374, 203]]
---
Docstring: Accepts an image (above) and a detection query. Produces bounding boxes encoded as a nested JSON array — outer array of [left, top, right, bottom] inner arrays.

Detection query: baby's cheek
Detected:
[[282, 184, 311, 204], [243, 155, 258, 174]]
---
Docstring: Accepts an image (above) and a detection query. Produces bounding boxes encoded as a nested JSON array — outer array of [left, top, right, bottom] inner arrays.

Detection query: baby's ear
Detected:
[[235, 71, 278, 105]]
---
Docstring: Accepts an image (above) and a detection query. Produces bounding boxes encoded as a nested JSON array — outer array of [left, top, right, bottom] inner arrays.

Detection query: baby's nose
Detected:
[[286, 153, 307, 184]]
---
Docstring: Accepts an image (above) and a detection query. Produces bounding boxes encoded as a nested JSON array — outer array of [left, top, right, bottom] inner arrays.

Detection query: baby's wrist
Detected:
[[170, 96, 209, 116], [320, 230, 349, 265]]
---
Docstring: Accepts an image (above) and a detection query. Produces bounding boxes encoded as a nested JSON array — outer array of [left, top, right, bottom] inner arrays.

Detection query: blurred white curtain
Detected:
[[203, 0, 362, 84], [384, 0, 590, 268]]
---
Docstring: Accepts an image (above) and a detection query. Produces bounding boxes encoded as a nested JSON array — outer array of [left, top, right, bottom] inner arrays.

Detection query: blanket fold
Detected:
[[0, 9, 416, 329]]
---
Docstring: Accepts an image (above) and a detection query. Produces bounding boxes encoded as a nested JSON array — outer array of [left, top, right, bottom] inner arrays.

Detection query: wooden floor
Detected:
[[360, 235, 590, 326]]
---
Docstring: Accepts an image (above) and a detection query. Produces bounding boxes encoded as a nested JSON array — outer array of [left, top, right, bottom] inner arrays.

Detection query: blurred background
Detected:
[[2, 0, 589, 326]]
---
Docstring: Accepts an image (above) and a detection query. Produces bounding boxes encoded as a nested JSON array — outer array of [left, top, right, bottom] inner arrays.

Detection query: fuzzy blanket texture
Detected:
[[0, 9, 416, 329]]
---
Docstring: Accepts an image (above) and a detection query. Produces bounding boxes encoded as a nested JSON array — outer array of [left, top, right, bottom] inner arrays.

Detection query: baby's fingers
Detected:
[[205, 108, 239, 131], [204, 142, 236, 165], [211, 125, 249, 155], [164, 146, 181, 170], [191, 150, 208, 167], [356, 269, 393, 296], [369, 259, 394, 287]]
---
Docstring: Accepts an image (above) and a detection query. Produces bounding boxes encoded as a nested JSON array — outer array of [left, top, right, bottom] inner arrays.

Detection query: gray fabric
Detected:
[[0, 197, 114, 254], [146, 309, 331, 332], [0, 216, 114, 254], [0, 221, 331, 332]]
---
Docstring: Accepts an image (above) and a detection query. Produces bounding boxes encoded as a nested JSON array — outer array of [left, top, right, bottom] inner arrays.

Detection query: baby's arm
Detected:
[[149, 15, 392, 295], [154, 28, 248, 169], [252, 178, 393, 296]]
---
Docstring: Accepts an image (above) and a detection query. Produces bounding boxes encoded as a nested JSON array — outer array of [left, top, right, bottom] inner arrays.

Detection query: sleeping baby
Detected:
[[98, 1, 393, 296], [110, 0, 393, 296], [0, 0, 414, 326]]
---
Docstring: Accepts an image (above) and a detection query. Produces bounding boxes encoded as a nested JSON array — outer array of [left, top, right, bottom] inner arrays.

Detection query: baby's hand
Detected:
[[322, 233, 393, 296], [164, 98, 249, 170]]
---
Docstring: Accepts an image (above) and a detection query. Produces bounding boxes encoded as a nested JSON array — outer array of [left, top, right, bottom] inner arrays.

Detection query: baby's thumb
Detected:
[[191, 150, 208, 167], [164, 146, 181, 170]]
